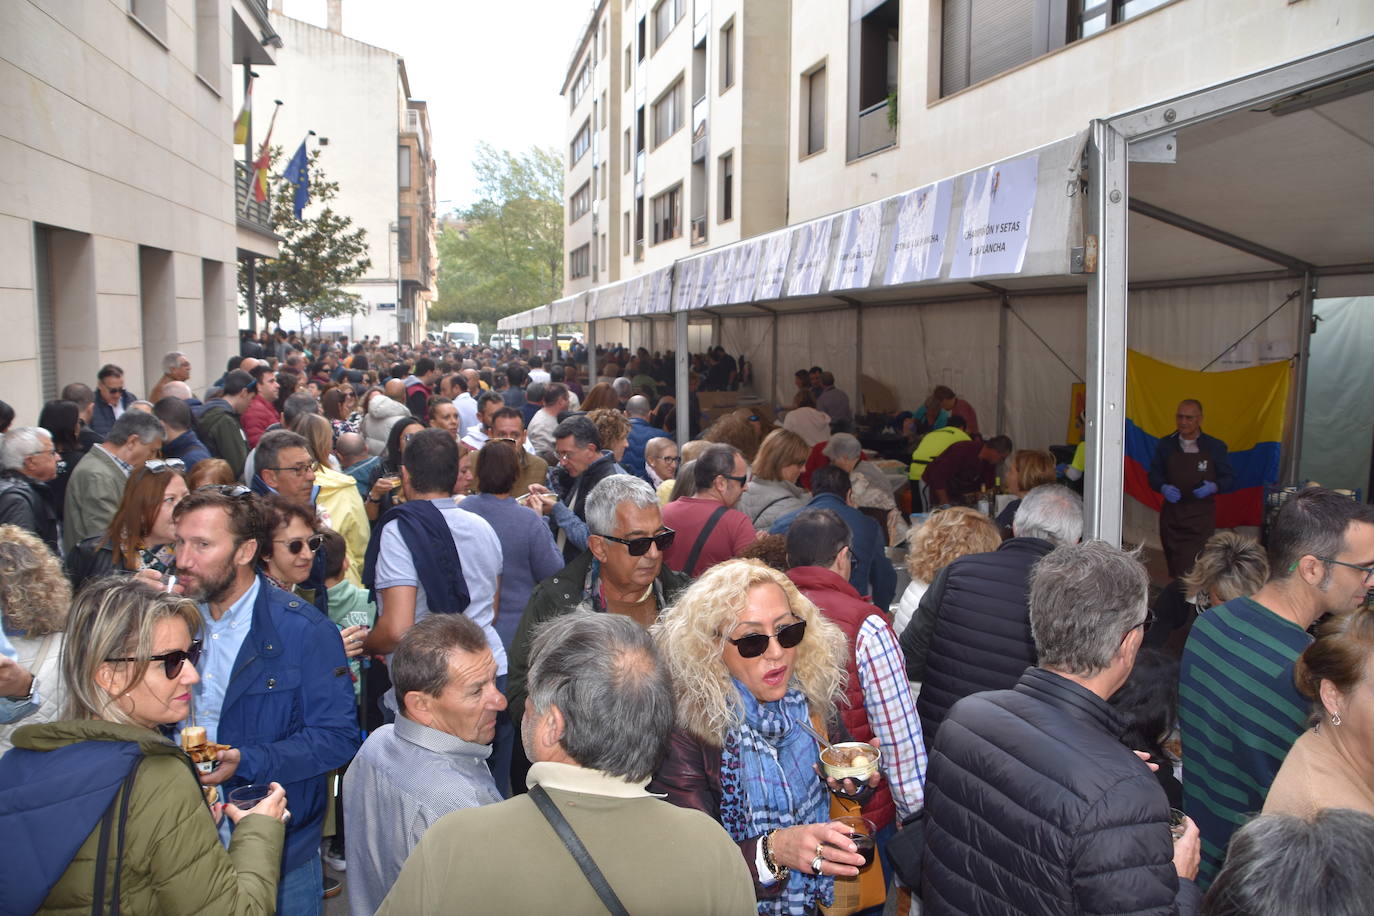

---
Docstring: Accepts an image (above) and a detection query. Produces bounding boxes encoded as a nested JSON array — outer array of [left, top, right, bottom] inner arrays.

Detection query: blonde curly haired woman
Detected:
[[892, 507, 1002, 640], [650, 559, 882, 914], [0, 525, 72, 756]]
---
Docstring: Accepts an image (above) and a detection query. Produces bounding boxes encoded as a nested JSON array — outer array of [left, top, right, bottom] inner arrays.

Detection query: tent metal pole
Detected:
[[1284, 271, 1316, 485], [676, 310, 690, 445], [585, 317, 598, 386], [854, 303, 864, 419], [771, 311, 779, 412], [997, 294, 1010, 436], [1085, 120, 1129, 546]]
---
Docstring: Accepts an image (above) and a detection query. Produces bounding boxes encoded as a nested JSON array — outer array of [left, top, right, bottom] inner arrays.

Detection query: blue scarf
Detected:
[[719, 680, 831, 915], [362, 499, 469, 615]]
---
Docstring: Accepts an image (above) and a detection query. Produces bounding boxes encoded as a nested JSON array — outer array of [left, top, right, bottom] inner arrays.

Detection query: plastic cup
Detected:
[[832, 815, 878, 869], [227, 784, 273, 811], [1169, 808, 1187, 842]]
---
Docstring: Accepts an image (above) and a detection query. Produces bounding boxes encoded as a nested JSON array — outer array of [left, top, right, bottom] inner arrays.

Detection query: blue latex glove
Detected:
[[1193, 480, 1218, 500], [1162, 484, 1182, 503], [1056, 463, 1069, 476]]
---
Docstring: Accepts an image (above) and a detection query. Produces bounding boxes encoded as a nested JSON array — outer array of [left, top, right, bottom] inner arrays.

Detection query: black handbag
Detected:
[[886, 807, 927, 890]]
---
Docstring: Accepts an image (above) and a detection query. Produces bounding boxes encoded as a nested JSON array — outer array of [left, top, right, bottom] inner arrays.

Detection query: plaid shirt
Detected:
[[855, 616, 927, 818]]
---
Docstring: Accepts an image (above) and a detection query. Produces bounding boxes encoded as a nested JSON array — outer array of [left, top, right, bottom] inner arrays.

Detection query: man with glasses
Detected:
[[922, 540, 1202, 914], [63, 411, 164, 552], [1148, 399, 1235, 579], [469, 407, 547, 499], [1180, 486, 1374, 888], [149, 350, 192, 403], [785, 508, 924, 874], [506, 475, 691, 738], [253, 429, 317, 504], [90, 363, 136, 438], [533, 415, 626, 563], [0, 426, 62, 554], [662, 443, 759, 576], [170, 487, 358, 915]]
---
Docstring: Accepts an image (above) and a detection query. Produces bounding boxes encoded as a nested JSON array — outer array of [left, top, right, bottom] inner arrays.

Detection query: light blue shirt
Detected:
[[186, 577, 261, 745], [0, 629, 40, 725]]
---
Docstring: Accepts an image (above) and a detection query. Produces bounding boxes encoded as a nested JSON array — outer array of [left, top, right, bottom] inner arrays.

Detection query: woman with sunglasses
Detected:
[[650, 559, 881, 914], [258, 495, 324, 602], [66, 460, 188, 591], [0, 576, 287, 912]]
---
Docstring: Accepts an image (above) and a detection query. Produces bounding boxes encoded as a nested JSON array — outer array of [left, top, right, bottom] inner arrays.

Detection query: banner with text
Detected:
[[950, 154, 1038, 279], [885, 179, 955, 285], [830, 201, 886, 291]]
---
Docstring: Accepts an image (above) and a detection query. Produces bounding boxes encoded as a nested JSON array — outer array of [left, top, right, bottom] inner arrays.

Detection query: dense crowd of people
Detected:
[[0, 327, 1372, 915]]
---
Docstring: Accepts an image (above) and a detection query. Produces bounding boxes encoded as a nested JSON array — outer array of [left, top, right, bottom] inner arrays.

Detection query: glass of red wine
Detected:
[[832, 815, 878, 869]]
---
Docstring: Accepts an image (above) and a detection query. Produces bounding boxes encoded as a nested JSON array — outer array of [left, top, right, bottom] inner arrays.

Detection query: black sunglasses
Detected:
[[727, 620, 807, 659], [276, 533, 325, 555], [599, 528, 676, 557], [143, 458, 186, 474], [106, 639, 203, 679], [721, 473, 749, 486], [200, 484, 253, 499]]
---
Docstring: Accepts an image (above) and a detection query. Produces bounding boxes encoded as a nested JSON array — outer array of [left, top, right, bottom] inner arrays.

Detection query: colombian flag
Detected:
[[1124, 350, 1290, 528]]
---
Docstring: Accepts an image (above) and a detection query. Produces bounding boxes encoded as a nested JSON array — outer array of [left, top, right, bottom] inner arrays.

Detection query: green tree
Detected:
[[238, 148, 372, 334], [431, 143, 563, 336]]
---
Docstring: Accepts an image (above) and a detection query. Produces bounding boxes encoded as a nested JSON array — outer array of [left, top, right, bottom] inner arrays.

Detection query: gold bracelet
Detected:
[[762, 829, 789, 881]]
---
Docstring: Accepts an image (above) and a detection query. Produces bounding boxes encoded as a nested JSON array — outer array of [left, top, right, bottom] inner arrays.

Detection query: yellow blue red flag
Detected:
[[1125, 350, 1290, 527]]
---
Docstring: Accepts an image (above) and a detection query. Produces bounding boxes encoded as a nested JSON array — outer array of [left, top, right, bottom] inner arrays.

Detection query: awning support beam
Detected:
[[675, 310, 690, 446], [1085, 119, 1129, 546], [1129, 199, 1313, 273], [1284, 271, 1317, 486]]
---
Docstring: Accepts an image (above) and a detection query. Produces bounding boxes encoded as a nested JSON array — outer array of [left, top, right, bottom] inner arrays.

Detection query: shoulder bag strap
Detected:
[[107, 757, 141, 916], [681, 505, 729, 575], [528, 784, 630, 916], [749, 494, 791, 525], [89, 795, 116, 916]]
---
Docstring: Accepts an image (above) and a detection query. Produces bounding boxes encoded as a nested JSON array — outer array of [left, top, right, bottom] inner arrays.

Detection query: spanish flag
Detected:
[[233, 76, 252, 145], [1125, 350, 1290, 527], [250, 102, 281, 204]]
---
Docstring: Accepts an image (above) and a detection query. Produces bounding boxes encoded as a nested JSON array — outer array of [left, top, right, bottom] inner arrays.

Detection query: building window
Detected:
[[398, 216, 412, 262], [1076, 0, 1173, 38], [194, 0, 219, 88], [626, 45, 633, 88], [651, 184, 682, 244], [601, 90, 609, 128], [624, 211, 632, 255], [849, 0, 899, 160], [653, 0, 685, 50], [600, 161, 609, 199], [637, 17, 647, 61], [570, 243, 591, 279], [570, 181, 592, 223], [652, 77, 684, 148], [601, 234, 609, 273], [802, 63, 826, 157], [718, 151, 733, 222], [624, 128, 632, 171], [719, 18, 735, 92], [398, 145, 411, 189], [570, 119, 592, 164], [600, 17, 609, 57], [571, 58, 592, 109], [129, 0, 168, 43]]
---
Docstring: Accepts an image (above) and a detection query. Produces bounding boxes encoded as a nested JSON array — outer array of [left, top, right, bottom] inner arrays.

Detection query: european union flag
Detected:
[[283, 140, 310, 219]]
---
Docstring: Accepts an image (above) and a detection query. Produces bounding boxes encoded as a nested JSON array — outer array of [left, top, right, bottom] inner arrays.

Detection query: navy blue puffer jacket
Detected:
[[921, 668, 1200, 915]]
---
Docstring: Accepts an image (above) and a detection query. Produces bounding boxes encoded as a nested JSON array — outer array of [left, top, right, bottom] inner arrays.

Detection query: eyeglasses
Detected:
[[106, 639, 203, 679], [657, 455, 681, 465], [275, 533, 324, 555], [489, 437, 519, 445], [1132, 608, 1156, 633], [144, 458, 186, 474], [721, 473, 749, 486], [200, 484, 253, 499], [1318, 556, 1374, 582], [265, 463, 314, 476], [727, 620, 807, 659], [599, 528, 676, 557]]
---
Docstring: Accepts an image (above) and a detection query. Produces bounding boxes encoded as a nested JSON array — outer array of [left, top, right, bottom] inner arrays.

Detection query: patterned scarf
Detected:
[[719, 680, 831, 915]]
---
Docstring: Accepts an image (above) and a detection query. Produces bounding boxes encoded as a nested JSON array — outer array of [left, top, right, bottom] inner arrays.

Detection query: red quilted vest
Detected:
[[788, 565, 897, 831]]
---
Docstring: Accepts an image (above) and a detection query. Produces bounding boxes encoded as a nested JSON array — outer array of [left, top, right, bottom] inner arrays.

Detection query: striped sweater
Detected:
[[1179, 596, 1311, 888]]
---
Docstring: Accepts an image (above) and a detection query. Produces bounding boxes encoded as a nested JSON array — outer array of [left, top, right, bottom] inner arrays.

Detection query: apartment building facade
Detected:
[[2, 0, 281, 423], [252, 1, 435, 345], [562, 0, 790, 296]]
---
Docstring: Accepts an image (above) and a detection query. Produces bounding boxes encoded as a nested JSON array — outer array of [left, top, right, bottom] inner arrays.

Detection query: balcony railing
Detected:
[[235, 162, 273, 234], [691, 96, 708, 162], [856, 98, 896, 158], [402, 109, 426, 159], [690, 215, 707, 246]]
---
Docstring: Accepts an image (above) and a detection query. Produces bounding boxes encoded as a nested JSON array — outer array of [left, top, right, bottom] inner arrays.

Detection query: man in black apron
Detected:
[[1148, 399, 1235, 578]]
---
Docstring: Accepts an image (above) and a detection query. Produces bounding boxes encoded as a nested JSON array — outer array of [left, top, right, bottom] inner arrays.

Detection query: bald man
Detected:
[[1148, 399, 1235, 578], [384, 378, 407, 403]]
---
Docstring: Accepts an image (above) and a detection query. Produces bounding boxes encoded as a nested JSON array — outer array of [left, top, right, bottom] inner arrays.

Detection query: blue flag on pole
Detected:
[[283, 139, 310, 219]]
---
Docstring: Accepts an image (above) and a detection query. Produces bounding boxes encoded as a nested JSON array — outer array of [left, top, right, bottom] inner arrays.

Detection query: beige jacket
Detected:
[[378, 761, 756, 915], [1263, 725, 1374, 818]]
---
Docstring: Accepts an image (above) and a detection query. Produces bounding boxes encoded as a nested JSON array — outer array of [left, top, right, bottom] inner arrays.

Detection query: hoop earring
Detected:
[[1332, 712, 1342, 727]]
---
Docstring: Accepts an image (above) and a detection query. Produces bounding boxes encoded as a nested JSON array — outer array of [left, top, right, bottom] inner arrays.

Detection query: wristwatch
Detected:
[[7, 675, 35, 703]]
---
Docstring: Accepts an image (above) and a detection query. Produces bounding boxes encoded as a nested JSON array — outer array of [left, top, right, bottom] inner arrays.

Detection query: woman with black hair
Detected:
[[1110, 646, 1183, 807], [36, 399, 83, 521], [364, 416, 425, 522]]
